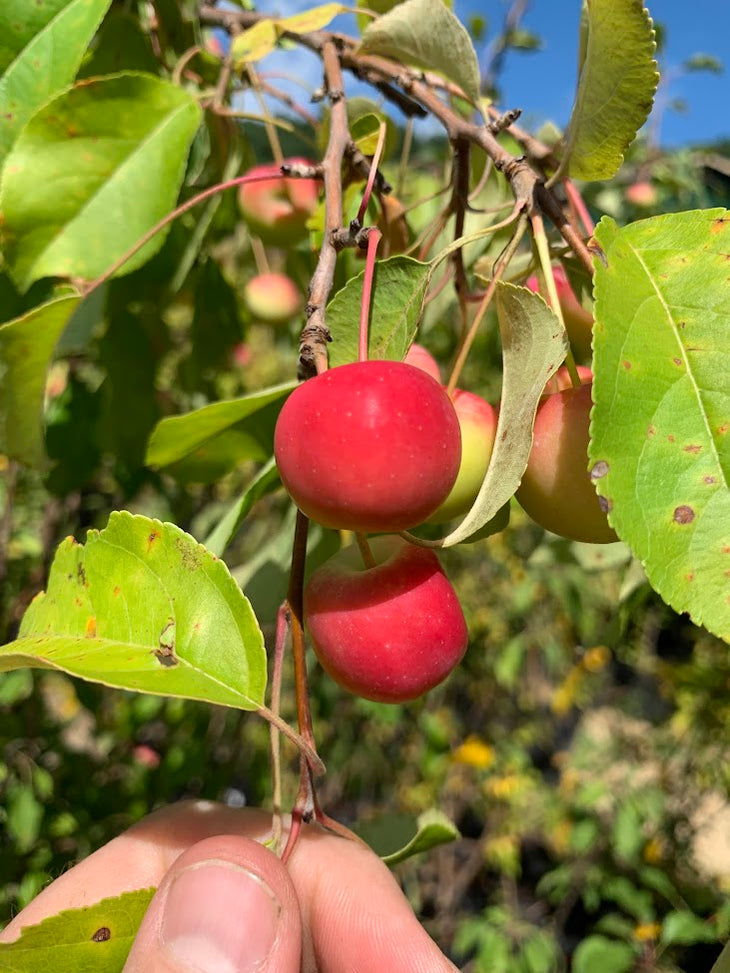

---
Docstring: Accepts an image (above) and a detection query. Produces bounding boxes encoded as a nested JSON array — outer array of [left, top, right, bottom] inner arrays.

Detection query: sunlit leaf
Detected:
[[560, 0, 659, 181], [360, 0, 480, 104], [327, 256, 431, 367], [591, 211, 730, 642], [0, 73, 202, 290], [0, 512, 267, 710], [230, 19, 278, 65], [357, 808, 460, 865], [0, 888, 154, 971], [278, 4, 350, 33], [145, 382, 295, 473], [572, 935, 636, 973], [441, 282, 568, 546], [0, 0, 112, 164], [0, 294, 80, 468]]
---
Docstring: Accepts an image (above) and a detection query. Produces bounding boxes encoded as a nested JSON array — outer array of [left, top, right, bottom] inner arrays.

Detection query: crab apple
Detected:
[[404, 342, 441, 382], [304, 536, 468, 703], [526, 264, 594, 360], [516, 382, 617, 544], [542, 364, 593, 396], [273, 360, 461, 532], [238, 157, 319, 245], [243, 272, 302, 324], [625, 180, 657, 207], [428, 389, 497, 523]]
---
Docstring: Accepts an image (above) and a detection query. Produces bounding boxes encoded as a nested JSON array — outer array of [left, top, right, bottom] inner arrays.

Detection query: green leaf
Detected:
[[441, 282, 568, 546], [327, 256, 431, 368], [0, 293, 80, 467], [591, 211, 730, 642], [572, 935, 637, 973], [357, 809, 460, 865], [0, 888, 154, 971], [661, 911, 718, 946], [360, 0, 481, 104], [560, 0, 659, 181], [0, 72, 202, 290], [0, 512, 267, 710], [145, 382, 295, 475], [231, 5, 349, 66], [203, 458, 281, 557], [0, 0, 112, 165], [7, 785, 43, 853]]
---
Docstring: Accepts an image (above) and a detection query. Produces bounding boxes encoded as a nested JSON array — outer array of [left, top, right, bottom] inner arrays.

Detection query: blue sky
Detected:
[[245, 0, 729, 148]]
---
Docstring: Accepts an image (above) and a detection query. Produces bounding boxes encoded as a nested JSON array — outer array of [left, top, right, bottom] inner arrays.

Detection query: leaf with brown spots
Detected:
[[592, 211, 730, 642], [0, 512, 267, 709]]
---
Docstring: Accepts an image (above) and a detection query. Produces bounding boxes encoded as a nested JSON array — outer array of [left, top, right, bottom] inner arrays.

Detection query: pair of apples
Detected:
[[274, 350, 614, 705]]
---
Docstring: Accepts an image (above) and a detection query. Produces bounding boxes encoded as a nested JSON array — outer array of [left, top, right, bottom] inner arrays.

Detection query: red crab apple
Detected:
[[238, 157, 319, 245], [243, 272, 302, 324], [404, 342, 441, 382], [428, 389, 497, 523], [274, 360, 461, 532], [304, 536, 468, 703], [542, 364, 593, 396], [516, 382, 617, 544], [625, 180, 657, 207], [526, 264, 594, 361]]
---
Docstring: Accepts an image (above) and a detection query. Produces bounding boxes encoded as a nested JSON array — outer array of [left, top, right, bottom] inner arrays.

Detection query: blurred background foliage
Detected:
[[1, 2, 729, 971]]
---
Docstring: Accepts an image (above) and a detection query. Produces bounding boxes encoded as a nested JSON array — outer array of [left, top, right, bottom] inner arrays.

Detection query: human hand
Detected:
[[0, 800, 458, 972]]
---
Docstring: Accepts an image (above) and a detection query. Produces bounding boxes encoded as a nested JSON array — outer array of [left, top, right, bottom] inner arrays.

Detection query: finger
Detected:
[[123, 834, 302, 973]]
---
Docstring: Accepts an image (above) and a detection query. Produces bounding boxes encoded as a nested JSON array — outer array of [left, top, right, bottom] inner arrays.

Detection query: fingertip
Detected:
[[123, 835, 302, 973]]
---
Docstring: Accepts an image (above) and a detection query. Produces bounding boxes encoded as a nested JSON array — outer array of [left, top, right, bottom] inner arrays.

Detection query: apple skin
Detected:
[[238, 157, 319, 245], [526, 265, 594, 360], [274, 360, 461, 532], [404, 343, 441, 382], [542, 364, 593, 396], [625, 181, 657, 207], [428, 389, 497, 523], [516, 382, 618, 544], [304, 536, 468, 703], [243, 272, 301, 324]]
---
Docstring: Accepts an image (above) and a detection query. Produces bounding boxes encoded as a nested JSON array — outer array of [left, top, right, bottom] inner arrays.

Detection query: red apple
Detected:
[[304, 536, 468, 702], [542, 364, 593, 396], [404, 342, 441, 382], [238, 157, 319, 245], [428, 389, 497, 523], [625, 181, 657, 207], [526, 264, 594, 360], [516, 382, 617, 544], [243, 272, 302, 324], [274, 360, 461, 532]]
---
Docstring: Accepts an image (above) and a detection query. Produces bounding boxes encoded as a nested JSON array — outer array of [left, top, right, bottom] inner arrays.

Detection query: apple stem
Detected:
[[446, 210, 529, 396], [358, 227, 382, 362], [564, 179, 596, 236], [356, 121, 388, 225], [355, 532, 377, 569], [531, 210, 582, 388], [268, 604, 289, 854]]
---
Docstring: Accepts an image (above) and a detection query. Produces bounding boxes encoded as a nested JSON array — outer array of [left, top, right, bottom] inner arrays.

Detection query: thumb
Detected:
[[123, 834, 302, 973]]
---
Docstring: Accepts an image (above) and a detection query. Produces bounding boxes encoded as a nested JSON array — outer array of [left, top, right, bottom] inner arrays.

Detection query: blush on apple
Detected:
[[243, 272, 302, 324], [238, 157, 319, 245], [273, 360, 461, 533], [542, 364, 593, 396], [516, 382, 618, 544], [304, 536, 468, 703], [428, 389, 497, 523], [526, 264, 594, 361], [404, 343, 441, 382]]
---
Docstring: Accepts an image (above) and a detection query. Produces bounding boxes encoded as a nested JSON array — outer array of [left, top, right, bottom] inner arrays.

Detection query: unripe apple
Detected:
[[404, 342, 441, 382], [274, 360, 461, 532], [625, 180, 657, 207], [542, 364, 593, 396], [304, 536, 468, 703], [428, 389, 497, 523], [238, 157, 319, 245], [243, 272, 302, 324], [516, 382, 617, 544], [526, 264, 594, 360]]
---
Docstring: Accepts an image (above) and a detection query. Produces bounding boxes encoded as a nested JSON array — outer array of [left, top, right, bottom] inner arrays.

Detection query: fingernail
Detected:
[[160, 859, 281, 972]]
